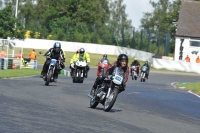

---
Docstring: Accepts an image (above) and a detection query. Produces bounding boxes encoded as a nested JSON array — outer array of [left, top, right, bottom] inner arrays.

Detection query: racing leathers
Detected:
[[140, 64, 150, 79], [131, 60, 140, 76], [41, 48, 65, 79], [93, 61, 129, 93]]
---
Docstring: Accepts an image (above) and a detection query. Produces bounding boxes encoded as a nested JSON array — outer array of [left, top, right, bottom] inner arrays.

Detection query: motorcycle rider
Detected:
[[92, 54, 129, 93], [69, 49, 80, 76], [130, 58, 140, 76], [99, 54, 110, 64], [97, 54, 110, 76], [70, 48, 90, 78], [40, 42, 65, 82], [140, 61, 150, 79]]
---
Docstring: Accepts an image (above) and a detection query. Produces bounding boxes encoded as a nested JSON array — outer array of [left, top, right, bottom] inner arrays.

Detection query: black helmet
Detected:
[[145, 61, 148, 64], [117, 54, 128, 66], [79, 48, 85, 56]]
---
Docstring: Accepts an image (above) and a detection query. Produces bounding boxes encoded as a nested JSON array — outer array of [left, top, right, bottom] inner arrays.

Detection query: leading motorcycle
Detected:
[[44, 58, 58, 86], [88, 67, 124, 112]]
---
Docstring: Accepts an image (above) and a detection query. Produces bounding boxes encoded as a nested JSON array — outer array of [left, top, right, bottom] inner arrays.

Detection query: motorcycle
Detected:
[[44, 58, 58, 86], [72, 58, 87, 83], [140, 65, 148, 82], [131, 65, 139, 80], [97, 59, 109, 76], [88, 67, 124, 112]]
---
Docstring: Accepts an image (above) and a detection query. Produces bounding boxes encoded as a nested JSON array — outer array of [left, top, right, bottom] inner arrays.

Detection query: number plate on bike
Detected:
[[113, 75, 123, 85]]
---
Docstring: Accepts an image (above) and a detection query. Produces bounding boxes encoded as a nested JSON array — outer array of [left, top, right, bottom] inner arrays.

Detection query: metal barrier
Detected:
[[0, 58, 37, 70]]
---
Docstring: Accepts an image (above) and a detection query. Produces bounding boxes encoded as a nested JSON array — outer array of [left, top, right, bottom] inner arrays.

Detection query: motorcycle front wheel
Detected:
[[104, 88, 119, 112], [45, 70, 52, 86], [90, 88, 99, 108], [131, 71, 134, 80]]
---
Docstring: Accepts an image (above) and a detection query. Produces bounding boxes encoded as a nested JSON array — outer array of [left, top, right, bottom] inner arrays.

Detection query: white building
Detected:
[[175, 1, 200, 63]]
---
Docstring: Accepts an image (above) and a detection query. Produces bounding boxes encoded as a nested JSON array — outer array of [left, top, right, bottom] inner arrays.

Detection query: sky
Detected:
[[124, 0, 174, 29]]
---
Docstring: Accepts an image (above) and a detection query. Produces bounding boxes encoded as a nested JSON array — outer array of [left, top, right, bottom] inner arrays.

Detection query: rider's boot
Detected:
[[54, 73, 58, 82], [85, 71, 88, 78]]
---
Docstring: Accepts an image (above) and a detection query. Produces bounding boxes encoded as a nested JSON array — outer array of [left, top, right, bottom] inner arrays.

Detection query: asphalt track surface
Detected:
[[0, 68, 200, 133]]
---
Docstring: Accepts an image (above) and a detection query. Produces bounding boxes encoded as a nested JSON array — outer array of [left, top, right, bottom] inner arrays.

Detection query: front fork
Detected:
[[106, 81, 113, 98]]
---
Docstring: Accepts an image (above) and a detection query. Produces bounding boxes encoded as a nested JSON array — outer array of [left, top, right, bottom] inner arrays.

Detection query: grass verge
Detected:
[[176, 82, 200, 95], [0, 69, 41, 79]]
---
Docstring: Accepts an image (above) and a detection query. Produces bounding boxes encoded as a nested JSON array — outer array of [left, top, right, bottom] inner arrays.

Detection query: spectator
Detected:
[[29, 49, 37, 60], [0, 49, 6, 58], [15, 51, 24, 58], [196, 56, 200, 63], [185, 55, 190, 62]]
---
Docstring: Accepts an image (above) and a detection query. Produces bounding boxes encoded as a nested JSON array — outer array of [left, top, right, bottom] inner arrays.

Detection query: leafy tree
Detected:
[[140, 0, 181, 54], [0, 4, 24, 39]]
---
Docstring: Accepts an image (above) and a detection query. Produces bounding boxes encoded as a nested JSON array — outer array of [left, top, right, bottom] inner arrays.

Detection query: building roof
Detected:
[[176, 1, 200, 38]]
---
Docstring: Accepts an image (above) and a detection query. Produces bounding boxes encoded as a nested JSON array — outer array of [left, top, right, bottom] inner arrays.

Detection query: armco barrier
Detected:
[[13, 39, 154, 62], [0, 58, 37, 70], [152, 58, 200, 73], [21, 60, 37, 69]]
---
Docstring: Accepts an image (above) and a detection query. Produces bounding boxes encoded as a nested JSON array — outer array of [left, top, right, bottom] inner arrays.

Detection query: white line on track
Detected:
[[171, 82, 200, 99], [188, 90, 200, 98], [9, 75, 38, 79]]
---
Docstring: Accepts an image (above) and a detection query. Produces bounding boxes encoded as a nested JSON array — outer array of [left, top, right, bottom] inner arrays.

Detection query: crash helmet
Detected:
[[117, 54, 128, 67]]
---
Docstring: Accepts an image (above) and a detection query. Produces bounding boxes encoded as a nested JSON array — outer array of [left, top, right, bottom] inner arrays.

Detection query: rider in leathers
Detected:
[[40, 42, 65, 82], [130, 58, 140, 76], [140, 61, 150, 79], [92, 54, 129, 93]]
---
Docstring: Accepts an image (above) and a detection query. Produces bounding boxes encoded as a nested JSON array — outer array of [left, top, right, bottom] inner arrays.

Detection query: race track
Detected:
[[0, 68, 200, 133]]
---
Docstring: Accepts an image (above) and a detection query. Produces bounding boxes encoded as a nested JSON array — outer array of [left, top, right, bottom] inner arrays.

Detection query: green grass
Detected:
[[0, 69, 41, 78], [176, 82, 200, 95]]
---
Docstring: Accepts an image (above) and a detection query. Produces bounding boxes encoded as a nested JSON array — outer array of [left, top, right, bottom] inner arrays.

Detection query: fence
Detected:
[[152, 58, 200, 73], [0, 38, 38, 70], [0, 58, 37, 70]]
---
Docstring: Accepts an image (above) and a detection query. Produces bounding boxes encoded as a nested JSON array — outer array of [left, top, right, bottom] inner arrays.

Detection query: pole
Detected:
[[15, 0, 18, 24], [147, 30, 150, 52], [139, 30, 143, 50], [165, 33, 170, 56], [132, 27, 135, 48], [13, 0, 18, 57]]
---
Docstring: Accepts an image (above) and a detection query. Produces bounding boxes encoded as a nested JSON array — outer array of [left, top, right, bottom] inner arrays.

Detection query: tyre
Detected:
[[140, 72, 143, 82], [131, 71, 134, 80], [134, 76, 137, 80], [90, 88, 99, 108], [104, 88, 119, 112], [45, 70, 52, 86], [72, 69, 77, 83], [77, 69, 82, 83]]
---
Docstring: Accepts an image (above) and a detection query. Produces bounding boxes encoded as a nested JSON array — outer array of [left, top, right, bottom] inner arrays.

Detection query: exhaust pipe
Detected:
[[88, 94, 94, 99]]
